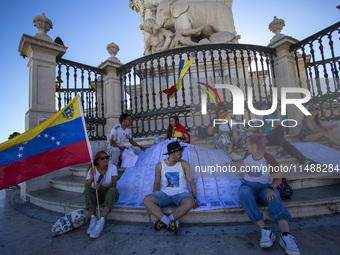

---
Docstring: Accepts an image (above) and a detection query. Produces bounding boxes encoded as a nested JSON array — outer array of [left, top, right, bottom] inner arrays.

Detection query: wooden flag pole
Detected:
[[91, 161, 101, 220]]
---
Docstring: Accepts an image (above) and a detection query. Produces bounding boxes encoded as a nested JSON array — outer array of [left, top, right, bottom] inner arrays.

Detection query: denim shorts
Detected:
[[152, 191, 193, 207], [299, 133, 306, 142]]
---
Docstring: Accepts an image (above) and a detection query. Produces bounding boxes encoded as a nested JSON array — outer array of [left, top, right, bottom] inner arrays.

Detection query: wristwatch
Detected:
[[267, 186, 274, 191]]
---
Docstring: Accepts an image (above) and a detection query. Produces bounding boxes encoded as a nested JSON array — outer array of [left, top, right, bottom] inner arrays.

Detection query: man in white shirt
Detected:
[[107, 113, 144, 166]]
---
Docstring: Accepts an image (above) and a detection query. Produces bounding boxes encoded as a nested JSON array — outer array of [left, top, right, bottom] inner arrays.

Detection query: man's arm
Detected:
[[128, 138, 145, 150], [182, 161, 199, 209], [110, 139, 127, 151], [153, 162, 162, 192]]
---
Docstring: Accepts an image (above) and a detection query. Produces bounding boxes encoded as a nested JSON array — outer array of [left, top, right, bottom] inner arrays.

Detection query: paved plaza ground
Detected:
[[1, 189, 340, 255]]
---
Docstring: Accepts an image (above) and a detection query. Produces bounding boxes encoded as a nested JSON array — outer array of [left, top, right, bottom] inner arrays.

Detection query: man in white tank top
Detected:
[[143, 141, 199, 235]]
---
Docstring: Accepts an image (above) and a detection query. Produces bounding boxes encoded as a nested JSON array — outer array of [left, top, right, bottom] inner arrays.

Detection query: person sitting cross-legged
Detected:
[[143, 141, 199, 235]]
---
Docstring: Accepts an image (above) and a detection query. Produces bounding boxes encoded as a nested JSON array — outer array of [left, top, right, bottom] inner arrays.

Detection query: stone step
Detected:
[[50, 175, 84, 193], [57, 154, 338, 194], [51, 167, 127, 193], [191, 139, 304, 157], [26, 184, 340, 223], [69, 164, 89, 177], [283, 171, 340, 189], [69, 164, 126, 177]]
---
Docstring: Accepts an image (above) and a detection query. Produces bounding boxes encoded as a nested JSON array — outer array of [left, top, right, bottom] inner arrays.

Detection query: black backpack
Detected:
[[196, 126, 213, 139], [277, 178, 293, 200]]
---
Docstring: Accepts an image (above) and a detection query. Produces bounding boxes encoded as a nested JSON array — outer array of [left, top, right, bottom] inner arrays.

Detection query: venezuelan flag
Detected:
[[0, 95, 92, 190], [162, 59, 193, 98]]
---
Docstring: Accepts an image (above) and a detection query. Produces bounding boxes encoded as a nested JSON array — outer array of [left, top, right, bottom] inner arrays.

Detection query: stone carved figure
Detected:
[[142, 3, 158, 19], [130, 0, 238, 51], [141, 18, 175, 55], [141, 18, 204, 55], [198, 31, 240, 44], [156, 0, 236, 41]]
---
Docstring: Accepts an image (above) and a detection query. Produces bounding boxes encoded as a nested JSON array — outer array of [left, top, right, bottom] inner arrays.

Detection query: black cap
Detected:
[[163, 141, 186, 155]]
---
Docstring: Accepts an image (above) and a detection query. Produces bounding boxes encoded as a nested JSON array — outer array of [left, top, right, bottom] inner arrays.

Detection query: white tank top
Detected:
[[160, 160, 189, 196]]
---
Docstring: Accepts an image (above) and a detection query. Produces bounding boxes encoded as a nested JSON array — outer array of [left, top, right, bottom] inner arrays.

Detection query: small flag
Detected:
[[162, 59, 193, 98], [0, 95, 92, 190]]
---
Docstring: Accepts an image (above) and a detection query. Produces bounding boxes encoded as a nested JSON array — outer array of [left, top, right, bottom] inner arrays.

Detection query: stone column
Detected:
[[18, 13, 68, 199], [18, 13, 67, 130], [98, 42, 123, 138], [268, 17, 304, 135]]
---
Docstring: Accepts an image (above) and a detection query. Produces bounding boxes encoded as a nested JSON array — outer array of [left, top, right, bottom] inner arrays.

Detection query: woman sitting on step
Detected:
[[165, 115, 191, 143], [299, 105, 340, 148], [237, 133, 301, 255], [83, 150, 119, 239]]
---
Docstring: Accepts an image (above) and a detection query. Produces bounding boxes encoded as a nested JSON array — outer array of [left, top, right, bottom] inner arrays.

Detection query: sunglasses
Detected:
[[99, 156, 110, 160]]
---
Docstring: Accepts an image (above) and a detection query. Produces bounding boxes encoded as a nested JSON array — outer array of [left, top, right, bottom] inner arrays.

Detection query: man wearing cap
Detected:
[[143, 141, 199, 235]]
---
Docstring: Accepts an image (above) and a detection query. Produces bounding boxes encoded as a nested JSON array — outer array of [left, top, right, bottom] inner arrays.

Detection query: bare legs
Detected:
[[143, 194, 194, 220], [304, 130, 340, 147]]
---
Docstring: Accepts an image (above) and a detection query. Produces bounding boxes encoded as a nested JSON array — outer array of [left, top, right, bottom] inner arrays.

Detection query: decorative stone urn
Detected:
[[33, 13, 53, 35], [269, 16, 285, 35], [106, 42, 120, 60], [269, 16, 285, 43]]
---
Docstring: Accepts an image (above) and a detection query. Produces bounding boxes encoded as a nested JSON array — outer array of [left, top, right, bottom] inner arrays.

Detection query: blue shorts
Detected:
[[299, 133, 306, 142], [152, 191, 193, 207]]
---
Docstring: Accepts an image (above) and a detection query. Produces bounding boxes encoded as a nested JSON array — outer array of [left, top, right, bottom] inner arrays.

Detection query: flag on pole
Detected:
[[0, 95, 92, 190], [162, 59, 193, 98]]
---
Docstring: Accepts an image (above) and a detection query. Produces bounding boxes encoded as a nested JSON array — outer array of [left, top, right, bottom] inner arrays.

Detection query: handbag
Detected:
[[277, 178, 293, 200], [51, 209, 87, 237]]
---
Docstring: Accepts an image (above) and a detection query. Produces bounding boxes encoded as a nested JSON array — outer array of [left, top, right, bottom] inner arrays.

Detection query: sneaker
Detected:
[[89, 217, 105, 239], [167, 220, 180, 235], [260, 228, 276, 248], [276, 149, 290, 158], [153, 220, 167, 231], [279, 234, 301, 255], [229, 152, 243, 162], [87, 215, 98, 235]]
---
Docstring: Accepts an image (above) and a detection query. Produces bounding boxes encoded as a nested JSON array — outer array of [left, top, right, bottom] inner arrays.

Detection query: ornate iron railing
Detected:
[[117, 44, 276, 137], [56, 57, 107, 140], [290, 22, 340, 121]]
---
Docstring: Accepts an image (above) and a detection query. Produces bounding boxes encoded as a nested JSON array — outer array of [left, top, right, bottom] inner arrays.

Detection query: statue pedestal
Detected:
[[18, 33, 68, 200]]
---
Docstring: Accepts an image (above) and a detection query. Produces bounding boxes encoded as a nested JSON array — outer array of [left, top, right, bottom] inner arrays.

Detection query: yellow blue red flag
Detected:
[[0, 95, 92, 190], [162, 59, 193, 98]]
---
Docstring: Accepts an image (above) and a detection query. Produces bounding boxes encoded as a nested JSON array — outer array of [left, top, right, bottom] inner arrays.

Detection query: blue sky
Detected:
[[0, 0, 339, 143]]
